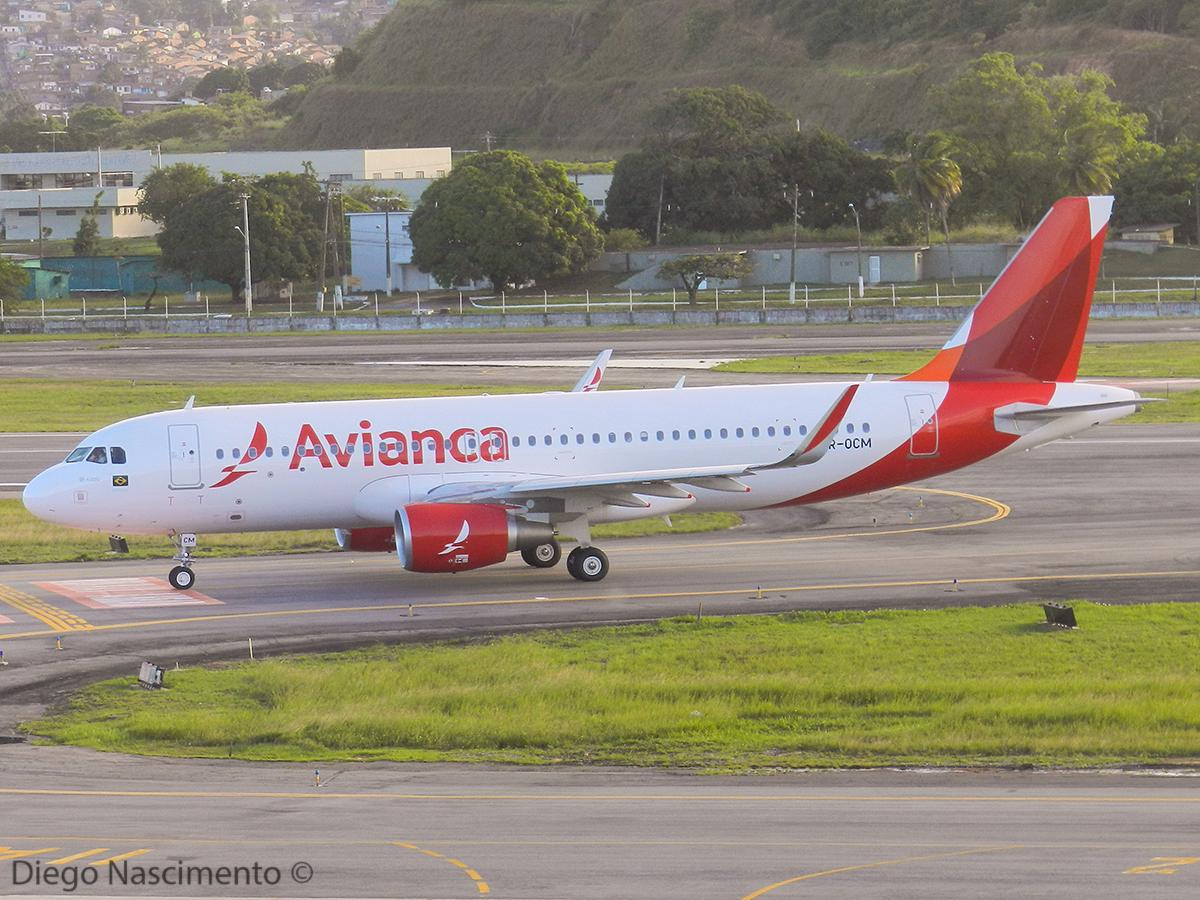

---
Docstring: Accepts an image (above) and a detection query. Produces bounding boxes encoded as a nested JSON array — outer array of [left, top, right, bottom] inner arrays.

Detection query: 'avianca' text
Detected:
[[289, 421, 510, 469]]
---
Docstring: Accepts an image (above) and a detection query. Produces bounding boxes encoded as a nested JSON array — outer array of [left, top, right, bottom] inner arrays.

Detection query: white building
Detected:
[[0, 147, 453, 243], [347, 210, 435, 292]]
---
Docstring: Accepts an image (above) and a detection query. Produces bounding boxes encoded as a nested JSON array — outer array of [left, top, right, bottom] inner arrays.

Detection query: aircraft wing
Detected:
[[571, 349, 613, 393], [426, 384, 859, 507]]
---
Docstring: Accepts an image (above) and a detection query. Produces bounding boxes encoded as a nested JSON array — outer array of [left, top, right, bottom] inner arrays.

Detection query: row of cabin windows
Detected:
[[211, 424, 872, 461]]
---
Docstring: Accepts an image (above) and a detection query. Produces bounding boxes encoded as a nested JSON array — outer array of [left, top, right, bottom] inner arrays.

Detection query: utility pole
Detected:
[[237, 193, 252, 314], [37, 192, 43, 261], [372, 196, 394, 295], [849, 202, 863, 298], [482, 131, 496, 152], [654, 172, 665, 247], [789, 184, 798, 304]]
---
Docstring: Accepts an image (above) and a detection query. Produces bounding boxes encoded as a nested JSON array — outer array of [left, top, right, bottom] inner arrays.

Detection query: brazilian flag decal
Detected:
[[112, 474, 129, 487]]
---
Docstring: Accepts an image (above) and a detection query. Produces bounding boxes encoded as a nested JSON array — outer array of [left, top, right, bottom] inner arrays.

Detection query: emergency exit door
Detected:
[[168, 424, 203, 488], [904, 394, 940, 457]]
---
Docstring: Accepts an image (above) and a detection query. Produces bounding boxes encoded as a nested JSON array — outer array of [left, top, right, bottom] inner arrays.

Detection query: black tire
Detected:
[[567, 546, 609, 583], [521, 541, 562, 568], [168, 565, 195, 590]]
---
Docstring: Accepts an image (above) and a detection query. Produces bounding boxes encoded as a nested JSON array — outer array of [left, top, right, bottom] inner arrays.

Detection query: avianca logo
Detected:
[[210, 421, 511, 488], [211, 421, 267, 488], [438, 520, 470, 556]]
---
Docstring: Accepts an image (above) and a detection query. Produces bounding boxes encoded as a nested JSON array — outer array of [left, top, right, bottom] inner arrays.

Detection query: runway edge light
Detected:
[[1042, 603, 1078, 629]]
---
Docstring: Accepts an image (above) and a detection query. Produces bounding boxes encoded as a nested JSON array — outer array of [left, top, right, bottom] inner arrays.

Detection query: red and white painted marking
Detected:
[[33, 577, 222, 610]]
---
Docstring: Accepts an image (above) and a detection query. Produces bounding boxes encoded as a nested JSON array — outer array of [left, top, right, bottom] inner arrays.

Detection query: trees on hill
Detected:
[[606, 86, 889, 242], [410, 151, 602, 291]]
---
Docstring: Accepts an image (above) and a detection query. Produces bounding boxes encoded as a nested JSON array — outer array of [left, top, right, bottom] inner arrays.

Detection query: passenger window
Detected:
[[65, 447, 90, 463], [576, 434, 585, 444], [846, 423, 855, 434], [704, 429, 712, 439], [783, 426, 792, 436], [608, 433, 616, 443], [735, 427, 744, 438], [282, 446, 290, 457], [640, 431, 649, 442], [656, 431, 664, 441], [592, 433, 600, 443], [247, 448, 258, 460], [513, 436, 521, 447], [528, 435, 535, 446], [863, 423, 871, 433], [110, 447, 127, 464], [216, 449, 225, 461], [544, 435, 552, 446], [672, 430, 680, 440], [688, 429, 696, 440], [719, 428, 728, 439], [624, 432, 633, 443], [560, 434, 569, 445], [86, 446, 108, 464], [767, 426, 776, 437], [751, 427, 760, 438], [265, 447, 274, 458], [799, 425, 808, 435], [233, 448, 242, 460]]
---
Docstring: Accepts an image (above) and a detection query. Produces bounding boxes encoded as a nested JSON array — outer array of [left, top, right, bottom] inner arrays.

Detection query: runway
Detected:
[[3, 744, 1200, 899], [4, 318, 1199, 388]]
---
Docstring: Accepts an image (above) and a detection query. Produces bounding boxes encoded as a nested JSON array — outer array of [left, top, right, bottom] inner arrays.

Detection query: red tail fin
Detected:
[[903, 196, 1112, 383]]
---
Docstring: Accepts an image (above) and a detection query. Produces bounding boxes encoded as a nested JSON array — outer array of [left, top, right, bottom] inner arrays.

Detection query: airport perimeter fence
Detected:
[[2, 276, 1199, 331]]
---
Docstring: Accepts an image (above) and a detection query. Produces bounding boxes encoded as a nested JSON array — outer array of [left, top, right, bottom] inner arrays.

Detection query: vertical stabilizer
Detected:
[[903, 196, 1112, 383]]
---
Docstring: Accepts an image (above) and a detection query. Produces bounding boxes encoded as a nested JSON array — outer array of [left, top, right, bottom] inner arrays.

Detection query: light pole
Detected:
[[848, 202, 863, 297], [371, 197, 395, 295], [788, 186, 813, 304], [236, 192, 252, 315]]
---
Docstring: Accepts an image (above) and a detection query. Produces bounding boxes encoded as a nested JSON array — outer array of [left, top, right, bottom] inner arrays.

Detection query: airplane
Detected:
[[23, 196, 1152, 590]]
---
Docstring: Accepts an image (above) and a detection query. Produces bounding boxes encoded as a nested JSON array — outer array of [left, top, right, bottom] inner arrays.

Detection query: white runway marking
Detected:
[[356, 357, 738, 370], [33, 577, 222, 610]]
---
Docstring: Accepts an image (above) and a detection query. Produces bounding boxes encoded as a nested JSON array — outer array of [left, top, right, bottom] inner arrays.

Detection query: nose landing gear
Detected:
[[168, 532, 198, 590]]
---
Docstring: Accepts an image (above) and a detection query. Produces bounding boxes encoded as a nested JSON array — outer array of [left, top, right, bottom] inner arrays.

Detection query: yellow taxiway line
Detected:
[[0, 585, 92, 633]]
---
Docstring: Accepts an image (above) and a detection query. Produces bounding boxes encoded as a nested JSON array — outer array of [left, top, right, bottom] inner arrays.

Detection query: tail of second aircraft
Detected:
[[902, 196, 1112, 384]]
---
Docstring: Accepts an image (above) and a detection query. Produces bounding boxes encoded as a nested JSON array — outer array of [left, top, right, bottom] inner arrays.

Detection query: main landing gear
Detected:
[[168, 532, 198, 590], [519, 539, 610, 582]]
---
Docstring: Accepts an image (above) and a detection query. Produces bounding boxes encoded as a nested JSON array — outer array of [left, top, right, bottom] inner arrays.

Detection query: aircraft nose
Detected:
[[22, 468, 61, 521]]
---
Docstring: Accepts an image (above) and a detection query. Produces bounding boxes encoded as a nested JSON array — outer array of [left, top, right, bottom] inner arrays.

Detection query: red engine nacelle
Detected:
[[333, 527, 396, 552], [395, 503, 555, 573]]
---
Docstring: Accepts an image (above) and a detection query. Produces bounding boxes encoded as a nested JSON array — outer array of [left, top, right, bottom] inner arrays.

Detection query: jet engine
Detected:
[[395, 503, 555, 573], [333, 527, 396, 552]]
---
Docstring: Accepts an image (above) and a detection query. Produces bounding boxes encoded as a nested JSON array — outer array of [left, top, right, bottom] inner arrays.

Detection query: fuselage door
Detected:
[[168, 424, 203, 488], [904, 394, 940, 457]]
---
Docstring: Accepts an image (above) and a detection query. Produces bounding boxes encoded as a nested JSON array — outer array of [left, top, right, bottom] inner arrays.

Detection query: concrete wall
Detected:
[[6, 301, 1196, 335], [924, 244, 1016, 280]]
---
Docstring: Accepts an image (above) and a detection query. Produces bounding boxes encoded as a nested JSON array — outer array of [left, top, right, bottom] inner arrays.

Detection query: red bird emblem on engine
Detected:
[[211, 421, 268, 488]]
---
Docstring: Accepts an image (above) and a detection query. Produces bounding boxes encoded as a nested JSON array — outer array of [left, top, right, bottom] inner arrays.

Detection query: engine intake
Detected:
[[394, 503, 555, 573]]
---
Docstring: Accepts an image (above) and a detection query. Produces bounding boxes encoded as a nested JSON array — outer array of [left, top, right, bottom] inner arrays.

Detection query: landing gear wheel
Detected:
[[566, 546, 609, 583], [522, 541, 562, 569], [168, 565, 195, 590]]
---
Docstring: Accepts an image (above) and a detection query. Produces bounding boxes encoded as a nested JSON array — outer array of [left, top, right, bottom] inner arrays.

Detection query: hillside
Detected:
[[283, 0, 1200, 154]]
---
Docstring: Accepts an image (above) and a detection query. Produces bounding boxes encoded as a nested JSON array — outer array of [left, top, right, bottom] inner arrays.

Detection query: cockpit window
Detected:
[[110, 447, 127, 465], [85, 446, 108, 464], [65, 447, 90, 463]]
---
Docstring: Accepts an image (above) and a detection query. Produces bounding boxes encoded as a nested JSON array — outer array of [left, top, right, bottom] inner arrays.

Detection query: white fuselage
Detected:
[[23, 379, 1136, 537]]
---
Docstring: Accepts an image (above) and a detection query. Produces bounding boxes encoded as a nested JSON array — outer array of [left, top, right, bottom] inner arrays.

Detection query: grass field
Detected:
[[714, 341, 1200, 377], [26, 603, 1200, 769], [0, 380, 541, 432], [0, 499, 739, 565]]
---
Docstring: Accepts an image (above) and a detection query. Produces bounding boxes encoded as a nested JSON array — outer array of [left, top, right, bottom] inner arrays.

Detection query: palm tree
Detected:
[[895, 132, 963, 282], [1058, 124, 1119, 195]]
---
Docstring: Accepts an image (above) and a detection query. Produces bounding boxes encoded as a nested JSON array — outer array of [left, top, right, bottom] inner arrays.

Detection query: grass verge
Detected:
[[25, 603, 1200, 769], [715, 341, 1200, 378], [0, 500, 739, 565]]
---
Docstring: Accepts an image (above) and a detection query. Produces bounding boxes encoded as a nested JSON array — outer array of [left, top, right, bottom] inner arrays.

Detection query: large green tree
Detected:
[[659, 252, 754, 305], [1113, 140, 1200, 243], [193, 67, 251, 99], [156, 175, 323, 303], [894, 132, 963, 246], [410, 151, 602, 291], [936, 53, 1144, 226], [138, 163, 219, 224]]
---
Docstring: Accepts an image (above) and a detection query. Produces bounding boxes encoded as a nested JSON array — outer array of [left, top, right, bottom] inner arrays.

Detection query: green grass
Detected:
[[1132, 391, 1200, 423], [26, 603, 1200, 769], [0, 379, 539, 432], [0, 499, 739, 565], [716, 341, 1200, 378]]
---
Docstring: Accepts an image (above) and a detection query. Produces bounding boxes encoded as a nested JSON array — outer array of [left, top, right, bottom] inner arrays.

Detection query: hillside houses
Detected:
[[0, 0, 360, 117]]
